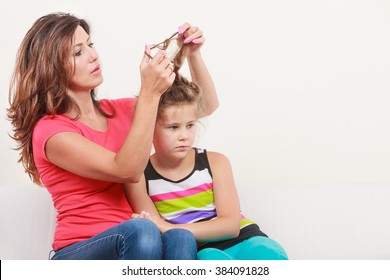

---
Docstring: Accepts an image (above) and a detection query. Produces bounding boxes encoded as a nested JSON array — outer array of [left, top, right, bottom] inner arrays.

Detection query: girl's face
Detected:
[[68, 25, 103, 92], [153, 103, 198, 159]]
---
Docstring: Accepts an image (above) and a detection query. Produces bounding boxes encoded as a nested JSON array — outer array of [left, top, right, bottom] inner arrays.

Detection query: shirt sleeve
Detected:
[[33, 116, 81, 163], [103, 98, 137, 116]]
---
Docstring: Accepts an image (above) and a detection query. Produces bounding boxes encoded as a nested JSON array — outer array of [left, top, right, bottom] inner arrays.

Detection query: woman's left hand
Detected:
[[178, 22, 205, 56]]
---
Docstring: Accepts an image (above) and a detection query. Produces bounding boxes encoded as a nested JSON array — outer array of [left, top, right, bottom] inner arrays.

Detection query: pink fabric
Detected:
[[33, 98, 136, 250], [150, 183, 213, 202]]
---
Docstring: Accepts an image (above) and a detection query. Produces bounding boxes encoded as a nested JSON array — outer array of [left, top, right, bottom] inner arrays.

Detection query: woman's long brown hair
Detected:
[[7, 12, 112, 185]]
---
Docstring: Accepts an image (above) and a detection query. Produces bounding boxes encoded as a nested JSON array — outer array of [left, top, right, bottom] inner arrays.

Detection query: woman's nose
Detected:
[[89, 48, 99, 62]]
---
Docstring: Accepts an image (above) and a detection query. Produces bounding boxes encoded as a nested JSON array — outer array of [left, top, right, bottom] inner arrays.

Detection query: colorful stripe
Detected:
[[240, 218, 256, 228], [161, 204, 216, 221], [148, 169, 212, 196], [169, 210, 217, 224], [150, 183, 212, 202], [154, 189, 214, 215]]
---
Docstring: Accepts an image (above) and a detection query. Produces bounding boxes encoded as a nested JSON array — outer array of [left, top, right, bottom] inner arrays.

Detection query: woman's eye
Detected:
[[74, 50, 82, 56], [88, 43, 94, 48]]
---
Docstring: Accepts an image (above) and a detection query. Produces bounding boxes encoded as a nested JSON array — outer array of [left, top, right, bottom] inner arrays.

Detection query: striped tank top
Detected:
[[145, 148, 267, 250]]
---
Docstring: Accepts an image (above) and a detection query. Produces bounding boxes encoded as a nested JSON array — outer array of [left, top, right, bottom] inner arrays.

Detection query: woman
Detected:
[[7, 12, 218, 260]]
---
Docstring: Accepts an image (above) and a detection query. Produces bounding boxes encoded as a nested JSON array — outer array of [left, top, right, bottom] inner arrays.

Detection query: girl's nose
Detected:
[[178, 129, 188, 140]]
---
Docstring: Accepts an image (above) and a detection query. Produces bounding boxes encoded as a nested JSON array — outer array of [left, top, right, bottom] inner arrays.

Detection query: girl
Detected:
[[125, 72, 288, 260]]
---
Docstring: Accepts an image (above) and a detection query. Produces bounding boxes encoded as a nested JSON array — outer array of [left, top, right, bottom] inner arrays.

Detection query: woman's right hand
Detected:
[[139, 46, 175, 98]]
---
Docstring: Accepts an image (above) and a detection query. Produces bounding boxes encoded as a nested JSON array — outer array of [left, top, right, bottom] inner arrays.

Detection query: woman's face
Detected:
[[68, 25, 103, 92]]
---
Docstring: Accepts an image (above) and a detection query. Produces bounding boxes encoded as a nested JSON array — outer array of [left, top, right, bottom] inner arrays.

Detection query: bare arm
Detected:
[[125, 152, 241, 242], [46, 49, 175, 183], [179, 23, 219, 118], [124, 174, 163, 217]]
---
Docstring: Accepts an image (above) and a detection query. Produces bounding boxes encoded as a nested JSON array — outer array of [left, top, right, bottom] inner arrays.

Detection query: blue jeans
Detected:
[[51, 219, 197, 260]]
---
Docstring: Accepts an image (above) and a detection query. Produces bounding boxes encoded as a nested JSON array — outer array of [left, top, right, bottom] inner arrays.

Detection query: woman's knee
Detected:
[[163, 228, 195, 242], [127, 218, 160, 239], [118, 219, 163, 259], [163, 228, 197, 250], [161, 229, 197, 260]]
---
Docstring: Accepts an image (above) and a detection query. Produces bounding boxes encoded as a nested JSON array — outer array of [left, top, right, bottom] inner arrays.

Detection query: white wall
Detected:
[[1, 0, 390, 259]]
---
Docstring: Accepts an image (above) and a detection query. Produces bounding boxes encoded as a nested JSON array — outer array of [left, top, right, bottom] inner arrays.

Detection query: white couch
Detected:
[[0, 185, 55, 259], [1, 184, 390, 259]]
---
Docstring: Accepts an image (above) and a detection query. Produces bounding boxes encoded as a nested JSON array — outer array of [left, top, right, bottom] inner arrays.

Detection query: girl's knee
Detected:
[[198, 248, 233, 260], [242, 236, 288, 260]]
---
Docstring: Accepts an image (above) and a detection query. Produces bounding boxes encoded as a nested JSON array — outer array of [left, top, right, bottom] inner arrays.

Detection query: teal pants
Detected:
[[197, 236, 288, 260]]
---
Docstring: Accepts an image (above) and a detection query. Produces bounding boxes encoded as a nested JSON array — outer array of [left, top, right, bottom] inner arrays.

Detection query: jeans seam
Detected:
[[53, 234, 124, 259]]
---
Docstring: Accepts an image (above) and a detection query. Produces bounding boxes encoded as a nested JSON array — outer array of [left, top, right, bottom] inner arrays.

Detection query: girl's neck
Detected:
[[151, 148, 195, 181]]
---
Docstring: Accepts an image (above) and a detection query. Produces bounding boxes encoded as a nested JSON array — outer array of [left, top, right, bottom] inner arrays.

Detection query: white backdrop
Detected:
[[1, 0, 390, 259]]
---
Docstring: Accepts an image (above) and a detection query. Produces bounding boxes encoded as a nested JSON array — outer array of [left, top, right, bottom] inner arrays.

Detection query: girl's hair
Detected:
[[147, 31, 204, 117], [157, 73, 204, 119], [157, 42, 204, 118], [7, 12, 113, 185]]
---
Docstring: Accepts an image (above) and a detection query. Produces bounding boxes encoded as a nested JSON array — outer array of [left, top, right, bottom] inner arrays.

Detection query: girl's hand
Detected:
[[139, 46, 175, 98], [132, 211, 151, 219], [178, 22, 205, 57], [132, 211, 171, 233]]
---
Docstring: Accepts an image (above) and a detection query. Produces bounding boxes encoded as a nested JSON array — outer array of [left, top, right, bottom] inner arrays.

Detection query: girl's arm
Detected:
[[179, 23, 219, 118], [125, 152, 241, 243], [124, 174, 163, 218], [46, 50, 174, 184]]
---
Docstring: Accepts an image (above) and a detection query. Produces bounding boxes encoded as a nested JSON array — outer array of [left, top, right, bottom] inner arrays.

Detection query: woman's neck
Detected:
[[66, 90, 108, 131], [66, 90, 96, 117]]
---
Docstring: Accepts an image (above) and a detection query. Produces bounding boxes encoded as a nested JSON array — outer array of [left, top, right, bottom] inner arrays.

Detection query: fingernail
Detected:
[[178, 26, 184, 34], [145, 44, 148, 50], [183, 38, 190, 44], [192, 39, 198, 44]]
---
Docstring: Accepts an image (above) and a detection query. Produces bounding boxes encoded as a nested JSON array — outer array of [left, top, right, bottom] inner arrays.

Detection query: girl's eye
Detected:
[[187, 123, 194, 129], [88, 43, 94, 48], [168, 126, 178, 130]]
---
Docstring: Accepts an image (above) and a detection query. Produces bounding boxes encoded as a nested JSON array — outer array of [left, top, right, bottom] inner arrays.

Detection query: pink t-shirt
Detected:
[[33, 98, 137, 250]]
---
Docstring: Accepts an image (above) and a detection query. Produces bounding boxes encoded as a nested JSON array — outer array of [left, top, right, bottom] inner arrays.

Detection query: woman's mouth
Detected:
[[90, 65, 101, 74]]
